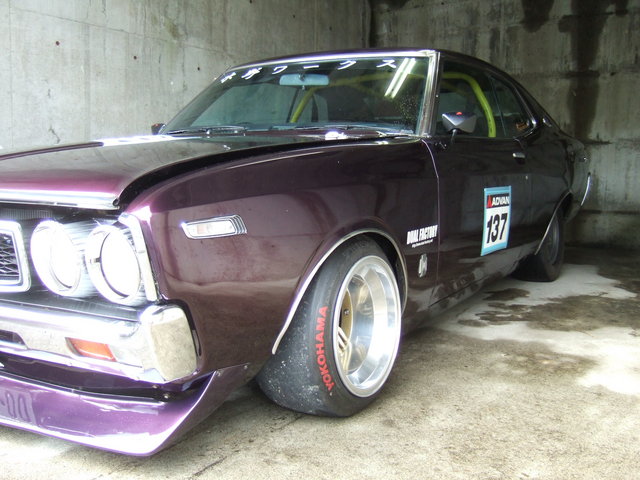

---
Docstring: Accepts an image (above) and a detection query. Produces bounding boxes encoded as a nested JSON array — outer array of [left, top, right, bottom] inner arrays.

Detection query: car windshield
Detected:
[[164, 55, 430, 135]]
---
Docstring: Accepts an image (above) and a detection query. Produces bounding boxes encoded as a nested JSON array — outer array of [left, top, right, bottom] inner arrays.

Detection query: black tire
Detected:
[[513, 208, 565, 282], [257, 239, 402, 417]]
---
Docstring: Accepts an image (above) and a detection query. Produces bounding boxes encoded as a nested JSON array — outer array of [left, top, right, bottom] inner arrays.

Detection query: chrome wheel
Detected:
[[332, 255, 401, 397]]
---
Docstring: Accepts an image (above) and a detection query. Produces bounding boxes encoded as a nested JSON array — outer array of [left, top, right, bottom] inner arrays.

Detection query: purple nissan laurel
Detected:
[[0, 49, 590, 455]]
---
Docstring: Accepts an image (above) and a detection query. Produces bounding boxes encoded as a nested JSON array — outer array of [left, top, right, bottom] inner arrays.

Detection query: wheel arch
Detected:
[[270, 228, 407, 355], [534, 191, 572, 255]]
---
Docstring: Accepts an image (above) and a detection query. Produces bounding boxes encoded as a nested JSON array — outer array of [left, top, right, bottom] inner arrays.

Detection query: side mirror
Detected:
[[442, 111, 477, 144], [151, 123, 166, 135]]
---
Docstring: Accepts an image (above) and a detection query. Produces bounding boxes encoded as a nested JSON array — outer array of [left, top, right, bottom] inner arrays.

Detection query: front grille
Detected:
[[0, 233, 20, 281], [0, 222, 30, 291]]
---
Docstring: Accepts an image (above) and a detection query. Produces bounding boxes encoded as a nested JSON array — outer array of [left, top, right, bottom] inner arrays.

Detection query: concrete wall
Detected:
[[0, 0, 369, 151], [371, 0, 640, 249]]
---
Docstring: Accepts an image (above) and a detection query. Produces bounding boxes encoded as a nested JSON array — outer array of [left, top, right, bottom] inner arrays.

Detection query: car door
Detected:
[[427, 59, 532, 304], [488, 74, 567, 243]]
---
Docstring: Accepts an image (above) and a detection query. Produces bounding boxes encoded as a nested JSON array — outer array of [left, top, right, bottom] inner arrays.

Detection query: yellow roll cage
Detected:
[[288, 69, 496, 137], [440, 72, 496, 137]]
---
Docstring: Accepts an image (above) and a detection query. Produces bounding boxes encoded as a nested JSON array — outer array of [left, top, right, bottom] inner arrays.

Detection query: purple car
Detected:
[[0, 49, 590, 455]]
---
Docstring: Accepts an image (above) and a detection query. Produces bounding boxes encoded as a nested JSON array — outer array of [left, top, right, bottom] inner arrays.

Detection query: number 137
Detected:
[[486, 213, 508, 243]]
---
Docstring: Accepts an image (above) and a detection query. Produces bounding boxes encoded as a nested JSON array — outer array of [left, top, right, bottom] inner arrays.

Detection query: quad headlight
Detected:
[[85, 225, 145, 305], [30, 215, 155, 306], [30, 221, 94, 297]]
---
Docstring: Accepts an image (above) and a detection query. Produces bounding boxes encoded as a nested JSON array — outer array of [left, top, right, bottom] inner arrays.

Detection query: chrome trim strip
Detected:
[[271, 229, 408, 354], [534, 193, 570, 256], [235, 50, 435, 71], [417, 51, 440, 136], [0, 189, 118, 210], [580, 173, 592, 207], [119, 213, 159, 302], [0, 221, 31, 292]]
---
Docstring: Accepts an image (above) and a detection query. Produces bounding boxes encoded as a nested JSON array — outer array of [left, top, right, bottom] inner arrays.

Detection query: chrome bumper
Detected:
[[0, 302, 197, 383]]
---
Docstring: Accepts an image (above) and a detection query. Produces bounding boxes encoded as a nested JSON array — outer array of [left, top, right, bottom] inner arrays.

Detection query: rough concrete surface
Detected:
[[0, 0, 369, 151], [0, 246, 638, 479], [371, 0, 640, 249]]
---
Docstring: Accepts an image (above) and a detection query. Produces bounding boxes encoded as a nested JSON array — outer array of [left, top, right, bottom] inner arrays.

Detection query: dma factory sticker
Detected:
[[481, 186, 511, 256]]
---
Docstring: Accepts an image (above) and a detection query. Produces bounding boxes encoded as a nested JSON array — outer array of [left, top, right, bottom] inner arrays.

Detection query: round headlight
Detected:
[[85, 225, 144, 305], [31, 221, 94, 296]]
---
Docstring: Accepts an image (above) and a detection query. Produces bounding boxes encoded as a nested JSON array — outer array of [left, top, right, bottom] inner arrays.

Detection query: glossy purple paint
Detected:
[[128, 137, 438, 375], [0, 363, 249, 455], [0, 49, 589, 455], [0, 134, 334, 206]]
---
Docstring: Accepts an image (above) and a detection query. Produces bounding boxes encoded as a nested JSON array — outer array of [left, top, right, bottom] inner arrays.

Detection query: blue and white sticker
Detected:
[[481, 186, 511, 256]]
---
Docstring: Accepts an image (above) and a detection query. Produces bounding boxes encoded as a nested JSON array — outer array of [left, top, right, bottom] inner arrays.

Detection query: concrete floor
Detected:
[[0, 247, 638, 479]]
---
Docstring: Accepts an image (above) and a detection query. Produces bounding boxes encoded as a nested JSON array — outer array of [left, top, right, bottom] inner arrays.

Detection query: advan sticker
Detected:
[[481, 186, 511, 256]]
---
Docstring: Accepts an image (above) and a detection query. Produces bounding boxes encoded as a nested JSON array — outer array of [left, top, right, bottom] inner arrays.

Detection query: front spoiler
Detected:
[[0, 363, 249, 455]]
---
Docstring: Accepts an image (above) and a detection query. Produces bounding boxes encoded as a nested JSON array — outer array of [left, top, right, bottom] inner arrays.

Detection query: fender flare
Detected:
[[270, 227, 408, 355], [534, 191, 571, 256]]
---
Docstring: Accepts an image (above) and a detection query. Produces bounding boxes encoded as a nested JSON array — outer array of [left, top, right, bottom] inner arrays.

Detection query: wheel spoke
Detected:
[[337, 326, 352, 371]]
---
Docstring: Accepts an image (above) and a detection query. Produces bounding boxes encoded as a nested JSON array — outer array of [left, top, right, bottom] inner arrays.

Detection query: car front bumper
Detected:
[[0, 301, 197, 383]]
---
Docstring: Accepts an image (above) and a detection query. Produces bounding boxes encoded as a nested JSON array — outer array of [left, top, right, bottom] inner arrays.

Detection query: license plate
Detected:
[[0, 386, 36, 425]]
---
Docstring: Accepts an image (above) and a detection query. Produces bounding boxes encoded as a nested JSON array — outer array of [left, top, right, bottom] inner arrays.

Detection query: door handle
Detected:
[[512, 151, 526, 164]]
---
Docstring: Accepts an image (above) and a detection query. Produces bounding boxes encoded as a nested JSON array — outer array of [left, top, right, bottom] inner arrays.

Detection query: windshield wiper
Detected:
[[287, 124, 412, 135], [167, 125, 249, 135]]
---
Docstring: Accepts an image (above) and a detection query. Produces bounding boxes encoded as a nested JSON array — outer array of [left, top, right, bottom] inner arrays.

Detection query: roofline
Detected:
[[233, 48, 436, 70]]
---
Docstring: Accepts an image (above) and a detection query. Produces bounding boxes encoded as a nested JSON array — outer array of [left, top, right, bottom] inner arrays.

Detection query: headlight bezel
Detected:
[[30, 220, 95, 297], [29, 214, 157, 306], [85, 224, 146, 305]]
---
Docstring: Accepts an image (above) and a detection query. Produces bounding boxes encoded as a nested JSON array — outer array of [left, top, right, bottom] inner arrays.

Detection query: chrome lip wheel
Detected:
[[332, 255, 401, 397]]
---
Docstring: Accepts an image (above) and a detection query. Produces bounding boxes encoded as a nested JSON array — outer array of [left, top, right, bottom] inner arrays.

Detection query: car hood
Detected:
[[0, 132, 380, 210]]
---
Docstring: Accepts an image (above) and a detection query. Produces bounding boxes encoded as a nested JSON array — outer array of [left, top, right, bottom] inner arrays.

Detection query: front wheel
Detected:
[[257, 239, 402, 416]]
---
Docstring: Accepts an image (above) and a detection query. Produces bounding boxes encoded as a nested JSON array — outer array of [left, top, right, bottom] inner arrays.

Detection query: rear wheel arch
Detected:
[[535, 191, 571, 256]]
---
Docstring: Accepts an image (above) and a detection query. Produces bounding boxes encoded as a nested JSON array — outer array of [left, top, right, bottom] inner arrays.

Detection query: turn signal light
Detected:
[[68, 338, 116, 362]]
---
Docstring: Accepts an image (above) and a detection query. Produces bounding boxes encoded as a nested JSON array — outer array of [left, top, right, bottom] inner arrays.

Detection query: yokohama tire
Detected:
[[257, 239, 402, 417]]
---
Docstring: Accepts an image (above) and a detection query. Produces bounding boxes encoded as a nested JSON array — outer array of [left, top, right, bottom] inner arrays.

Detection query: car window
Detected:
[[436, 61, 500, 138], [193, 83, 299, 126], [490, 76, 533, 138], [165, 56, 430, 134]]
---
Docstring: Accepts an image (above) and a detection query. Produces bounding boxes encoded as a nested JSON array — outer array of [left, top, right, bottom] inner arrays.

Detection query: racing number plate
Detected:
[[481, 186, 511, 256]]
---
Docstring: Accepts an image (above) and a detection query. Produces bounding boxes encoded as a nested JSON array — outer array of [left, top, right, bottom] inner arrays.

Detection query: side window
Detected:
[[436, 61, 500, 138], [491, 77, 533, 138]]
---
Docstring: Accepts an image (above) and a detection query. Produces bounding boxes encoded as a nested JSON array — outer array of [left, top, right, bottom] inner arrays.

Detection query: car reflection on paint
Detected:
[[0, 48, 589, 455]]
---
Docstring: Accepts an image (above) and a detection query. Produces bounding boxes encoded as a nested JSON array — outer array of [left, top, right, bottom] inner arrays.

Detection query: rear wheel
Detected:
[[257, 239, 401, 416], [514, 209, 565, 282]]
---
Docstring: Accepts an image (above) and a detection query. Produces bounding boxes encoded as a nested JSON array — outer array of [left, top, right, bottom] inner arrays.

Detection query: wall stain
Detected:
[[521, 0, 555, 32], [368, 0, 413, 47], [559, 0, 629, 141]]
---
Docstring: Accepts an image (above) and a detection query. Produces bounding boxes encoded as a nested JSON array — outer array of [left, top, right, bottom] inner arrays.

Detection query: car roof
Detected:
[[233, 48, 504, 74]]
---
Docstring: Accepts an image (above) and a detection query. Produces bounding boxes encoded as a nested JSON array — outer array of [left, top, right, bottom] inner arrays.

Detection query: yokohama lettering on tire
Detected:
[[257, 238, 402, 416]]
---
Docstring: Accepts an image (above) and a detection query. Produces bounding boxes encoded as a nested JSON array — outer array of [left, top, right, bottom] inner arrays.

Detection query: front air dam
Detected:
[[0, 363, 249, 455]]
